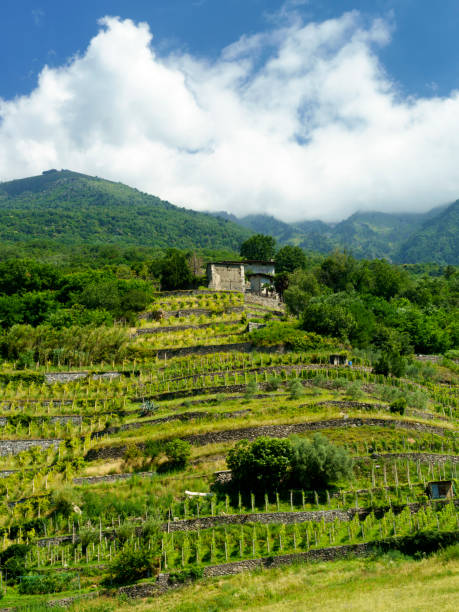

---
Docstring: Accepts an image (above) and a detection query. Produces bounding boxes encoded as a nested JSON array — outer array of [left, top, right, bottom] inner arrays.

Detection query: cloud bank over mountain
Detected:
[[1, 11, 459, 221]]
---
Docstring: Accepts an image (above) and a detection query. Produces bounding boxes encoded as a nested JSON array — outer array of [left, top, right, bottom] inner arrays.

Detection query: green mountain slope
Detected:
[[0, 170, 251, 250], [218, 204, 457, 263], [396, 200, 459, 264]]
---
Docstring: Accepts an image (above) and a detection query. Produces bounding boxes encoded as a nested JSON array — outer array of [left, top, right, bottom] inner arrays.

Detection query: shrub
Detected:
[[244, 380, 258, 399], [50, 487, 80, 518], [344, 381, 363, 400], [249, 321, 339, 351], [265, 376, 280, 391], [288, 379, 304, 399], [144, 439, 161, 464], [390, 397, 407, 415], [105, 546, 159, 586], [289, 434, 353, 490], [18, 573, 74, 594], [226, 437, 293, 490], [164, 439, 191, 469], [169, 566, 204, 584], [373, 353, 390, 376], [0, 544, 30, 584], [373, 351, 406, 378]]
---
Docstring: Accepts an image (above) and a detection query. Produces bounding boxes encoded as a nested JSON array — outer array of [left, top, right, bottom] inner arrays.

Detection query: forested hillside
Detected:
[[215, 204, 458, 264], [397, 200, 459, 264], [0, 170, 251, 251]]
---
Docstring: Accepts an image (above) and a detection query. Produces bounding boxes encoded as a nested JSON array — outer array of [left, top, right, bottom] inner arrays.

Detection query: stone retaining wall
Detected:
[[119, 543, 375, 598], [167, 509, 351, 532], [140, 306, 244, 321], [85, 417, 453, 462], [45, 371, 121, 384], [73, 471, 156, 485], [0, 415, 82, 427], [90, 409, 251, 439], [313, 400, 387, 411], [0, 438, 61, 457], [154, 342, 285, 360], [152, 290, 235, 297], [367, 452, 459, 464], [244, 295, 284, 310], [182, 417, 451, 447], [0, 470, 18, 478], [160, 363, 368, 387], [135, 319, 242, 336]]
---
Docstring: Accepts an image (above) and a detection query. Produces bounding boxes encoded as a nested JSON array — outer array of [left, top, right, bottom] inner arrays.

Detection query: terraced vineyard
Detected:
[[0, 290, 457, 610]]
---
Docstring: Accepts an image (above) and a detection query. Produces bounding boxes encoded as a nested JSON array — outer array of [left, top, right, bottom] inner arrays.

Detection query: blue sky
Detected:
[[1, 1, 459, 221], [2, 0, 459, 100]]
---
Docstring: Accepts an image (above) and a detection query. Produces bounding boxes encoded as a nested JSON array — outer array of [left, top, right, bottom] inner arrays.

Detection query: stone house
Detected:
[[207, 260, 275, 293]]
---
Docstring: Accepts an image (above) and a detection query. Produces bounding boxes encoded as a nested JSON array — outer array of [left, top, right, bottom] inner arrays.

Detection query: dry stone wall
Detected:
[[0, 438, 61, 457], [85, 417, 453, 462], [44, 371, 121, 384], [140, 306, 244, 322], [244, 294, 284, 309], [73, 471, 155, 485], [153, 342, 285, 360], [119, 543, 375, 598], [182, 417, 451, 447], [135, 319, 241, 336]]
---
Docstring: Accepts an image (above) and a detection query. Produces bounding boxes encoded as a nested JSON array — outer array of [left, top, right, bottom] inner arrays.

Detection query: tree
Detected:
[[318, 251, 359, 293], [275, 245, 306, 273], [273, 272, 290, 299], [164, 438, 191, 469], [283, 269, 321, 315], [226, 437, 293, 490], [373, 352, 390, 376], [290, 434, 353, 490], [373, 351, 406, 378], [240, 234, 276, 260], [301, 299, 357, 341], [390, 397, 407, 415], [160, 249, 194, 291]]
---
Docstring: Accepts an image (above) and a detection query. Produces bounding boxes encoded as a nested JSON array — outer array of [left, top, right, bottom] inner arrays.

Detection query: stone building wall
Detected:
[[207, 263, 245, 292]]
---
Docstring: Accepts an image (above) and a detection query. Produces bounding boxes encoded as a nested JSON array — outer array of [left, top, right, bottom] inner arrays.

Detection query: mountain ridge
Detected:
[[1, 169, 457, 263], [0, 169, 251, 251], [213, 202, 457, 264]]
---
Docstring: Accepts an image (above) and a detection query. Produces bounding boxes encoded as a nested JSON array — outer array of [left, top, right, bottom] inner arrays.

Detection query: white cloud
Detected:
[[1, 12, 459, 221]]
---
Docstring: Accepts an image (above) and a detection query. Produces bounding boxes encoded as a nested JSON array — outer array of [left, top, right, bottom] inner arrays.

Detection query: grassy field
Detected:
[[65, 548, 459, 611]]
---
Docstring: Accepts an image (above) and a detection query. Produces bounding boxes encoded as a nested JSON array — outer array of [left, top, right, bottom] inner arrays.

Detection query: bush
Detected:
[[373, 353, 390, 376], [344, 381, 363, 400], [373, 351, 406, 378], [168, 565, 204, 584], [249, 321, 339, 351], [50, 487, 79, 518], [265, 376, 280, 391], [18, 573, 74, 594], [226, 437, 293, 490], [288, 379, 304, 399], [105, 546, 159, 586], [0, 544, 30, 584], [390, 397, 407, 415], [379, 530, 459, 557], [143, 439, 161, 464], [164, 439, 191, 469], [289, 434, 353, 490], [244, 380, 258, 399]]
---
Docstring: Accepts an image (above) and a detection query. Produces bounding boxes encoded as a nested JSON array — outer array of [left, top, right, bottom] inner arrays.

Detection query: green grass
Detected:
[[62, 547, 459, 611]]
